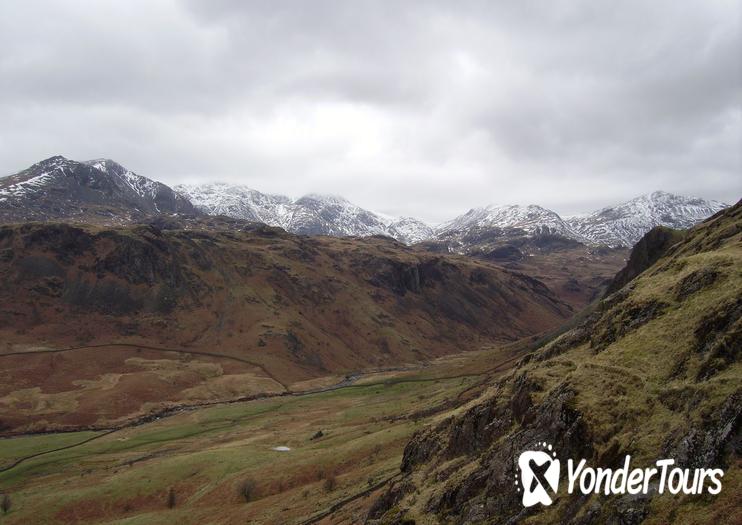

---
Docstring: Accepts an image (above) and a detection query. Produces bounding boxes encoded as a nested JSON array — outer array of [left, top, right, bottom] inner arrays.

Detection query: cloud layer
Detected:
[[1, 0, 739, 221]]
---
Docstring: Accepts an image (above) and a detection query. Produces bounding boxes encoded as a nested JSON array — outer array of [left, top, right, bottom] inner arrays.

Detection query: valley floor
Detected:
[[0, 341, 531, 524]]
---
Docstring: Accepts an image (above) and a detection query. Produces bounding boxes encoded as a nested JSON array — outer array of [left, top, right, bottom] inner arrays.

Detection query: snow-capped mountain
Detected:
[[438, 204, 586, 240], [386, 217, 436, 244], [174, 182, 292, 226], [83, 159, 186, 211], [429, 204, 590, 256], [175, 183, 434, 242], [566, 191, 729, 247], [0, 156, 194, 223], [433, 194, 729, 251], [172, 184, 732, 248], [285, 194, 389, 236]]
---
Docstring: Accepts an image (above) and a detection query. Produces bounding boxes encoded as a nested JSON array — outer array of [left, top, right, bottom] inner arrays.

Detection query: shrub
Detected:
[[323, 474, 337, 492], [239, 478, 256, 503], [167, 488, 176, 509]]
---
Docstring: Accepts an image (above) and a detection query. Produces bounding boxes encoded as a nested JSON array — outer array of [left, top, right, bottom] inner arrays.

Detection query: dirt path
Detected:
[[298, 473, 402, 525], [0, 342, 290, 391], [0, 429, 120, 474]]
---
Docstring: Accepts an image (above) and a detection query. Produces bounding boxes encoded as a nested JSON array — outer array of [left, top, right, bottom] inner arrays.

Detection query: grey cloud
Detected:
[[0, 0, 739, 222]]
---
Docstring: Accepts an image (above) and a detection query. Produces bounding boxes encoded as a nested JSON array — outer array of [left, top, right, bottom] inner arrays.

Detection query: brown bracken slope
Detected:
[[0, 218, 572, 433]]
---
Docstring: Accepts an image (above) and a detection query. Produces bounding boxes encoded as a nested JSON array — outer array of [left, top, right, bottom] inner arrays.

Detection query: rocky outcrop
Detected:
[[665, 390, 741, 470], [481, 245, 524, 262], [589, 299, 669, 352], [370, 380, 594, 524], [604, 226, 684, 296], [694, 297, 742, 380], [674, 267, 720, 301], [0, 223, 206, 317]]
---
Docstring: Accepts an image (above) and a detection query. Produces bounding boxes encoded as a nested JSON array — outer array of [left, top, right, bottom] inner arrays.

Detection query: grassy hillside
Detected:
[[370, 202, 741, 524]]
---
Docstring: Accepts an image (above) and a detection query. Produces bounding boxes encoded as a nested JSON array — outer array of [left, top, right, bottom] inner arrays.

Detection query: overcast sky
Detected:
[[0, 1, 739, 222]]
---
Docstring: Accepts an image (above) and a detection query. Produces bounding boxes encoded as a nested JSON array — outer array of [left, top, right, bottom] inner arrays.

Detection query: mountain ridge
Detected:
[[174, 181, 435, 243], [175, 182, 730, 248], [0, 157, 730, 248]]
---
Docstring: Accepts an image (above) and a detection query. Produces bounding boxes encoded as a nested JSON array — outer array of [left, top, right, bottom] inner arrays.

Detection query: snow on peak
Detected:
[[386, 217, 436, 244], [0, 156, 75, 201], [566, 192, 729, 247], [438, 203, 583, 239], [3, 158, 726, 251], [175, 184, 728, 248], [83, 158, 162, 201], [297, 193, 352, 205], [175, 183, 434, 242], [0, 156, 194, 217], [175, 182, 292, 226]]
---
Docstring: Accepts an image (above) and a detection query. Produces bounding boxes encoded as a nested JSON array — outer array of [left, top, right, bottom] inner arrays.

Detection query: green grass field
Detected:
[[0, 349, 507, 524]]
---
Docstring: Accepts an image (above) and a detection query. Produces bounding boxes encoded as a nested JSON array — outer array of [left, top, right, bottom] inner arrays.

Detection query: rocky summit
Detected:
[[567, 191, 728, 248], [0, 156, 195, 224]]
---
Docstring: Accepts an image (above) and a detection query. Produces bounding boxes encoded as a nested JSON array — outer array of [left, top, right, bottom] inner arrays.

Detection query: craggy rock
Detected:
[[535, 318, 595, 361], [21, 223, 94, 262], [674, 267, 720, 301], [17, 255, 66, 280], [590, 299, 669, 352], [373, 381, 594, 524], [401, 427, 444, 474], [604, 226, 684, 296], [444, 398, 500, 458], [665, 390, 742, 469], [510, 375, 537, 424], [366, 479, 415, 522], [0, 223, 209, 317], [432, 383, 592, 522], [482, 245, 524, 262], [63, 278, 144, 315], [367, 258, 451, 296], [695, 297, 742, 380], [94, 231, 184, 286], [30, 276, 64, 297], [366, 260, 422, 295]]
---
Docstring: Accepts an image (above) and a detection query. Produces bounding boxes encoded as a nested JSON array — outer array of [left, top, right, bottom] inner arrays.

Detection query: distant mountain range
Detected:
[[175, 183, 729, 249], [0, 156, 730, 248]]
